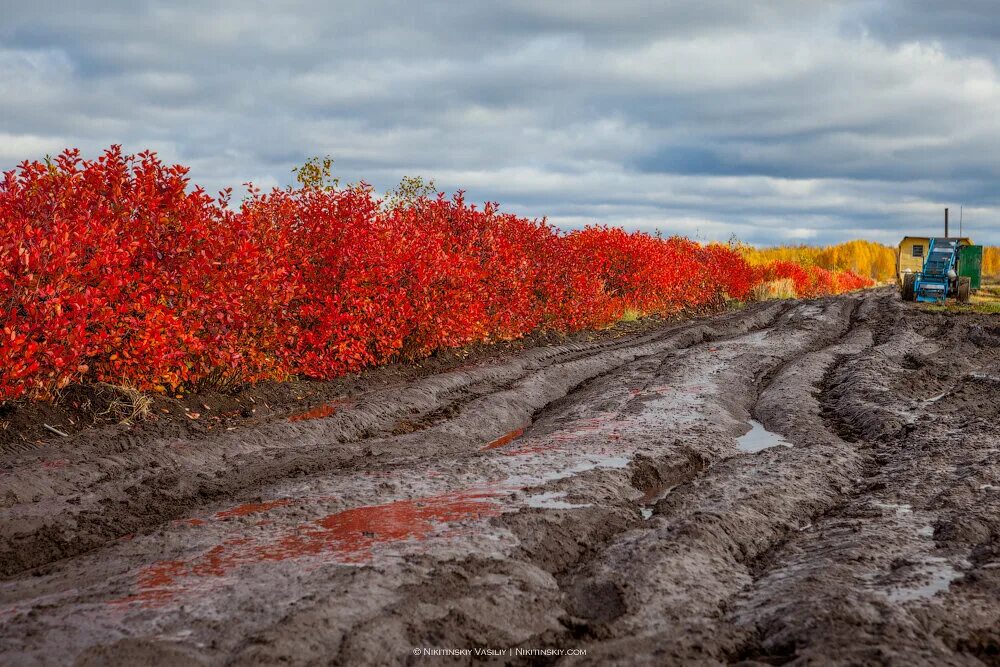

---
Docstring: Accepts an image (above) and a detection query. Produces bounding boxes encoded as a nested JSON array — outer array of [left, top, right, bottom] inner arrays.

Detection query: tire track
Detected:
[[10, 291, 998, 667], [726, 300, 1000, 665], [0, 303, 788, 579], [536, 295, 876, 665]]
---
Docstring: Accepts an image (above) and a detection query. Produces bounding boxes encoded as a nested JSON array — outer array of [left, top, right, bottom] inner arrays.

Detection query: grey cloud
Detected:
[[2, 1, 1000, 245]]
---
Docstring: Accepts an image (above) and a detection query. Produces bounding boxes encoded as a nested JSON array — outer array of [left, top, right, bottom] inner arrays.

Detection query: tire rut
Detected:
[[533, 293, 879, 664], [723, 296, 1000, 665], [13, 291, 999, 666], [0, 302, 788, 580]]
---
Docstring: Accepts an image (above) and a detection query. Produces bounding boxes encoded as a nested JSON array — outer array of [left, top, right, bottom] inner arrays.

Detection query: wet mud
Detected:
[[2, 289, 1000, 665]]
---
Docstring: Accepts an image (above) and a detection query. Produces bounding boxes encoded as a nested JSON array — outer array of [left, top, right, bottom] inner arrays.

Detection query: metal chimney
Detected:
[[945, 208, 949, 237]]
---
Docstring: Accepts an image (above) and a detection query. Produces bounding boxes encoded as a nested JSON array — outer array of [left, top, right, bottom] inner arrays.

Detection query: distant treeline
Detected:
[[742, 240, 1000, 282]]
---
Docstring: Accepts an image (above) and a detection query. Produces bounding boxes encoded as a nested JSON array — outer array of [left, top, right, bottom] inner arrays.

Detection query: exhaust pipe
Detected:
[[945, 207, 949, 237]]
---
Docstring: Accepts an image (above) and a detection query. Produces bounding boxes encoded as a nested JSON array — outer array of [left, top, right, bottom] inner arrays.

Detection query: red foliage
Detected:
[[755, 260, 871, 298], [0, 148, 873, 401]]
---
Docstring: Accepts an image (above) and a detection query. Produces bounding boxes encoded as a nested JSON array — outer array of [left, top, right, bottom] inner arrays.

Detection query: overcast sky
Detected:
[[3, 1, 1000, 245]]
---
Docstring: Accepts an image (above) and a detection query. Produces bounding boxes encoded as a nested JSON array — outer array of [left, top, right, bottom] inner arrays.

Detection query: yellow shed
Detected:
[[896, 236, 973, 284]]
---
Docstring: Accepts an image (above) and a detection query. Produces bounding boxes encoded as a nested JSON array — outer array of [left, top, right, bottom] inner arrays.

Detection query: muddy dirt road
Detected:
[[2, 288, 1000, 665]]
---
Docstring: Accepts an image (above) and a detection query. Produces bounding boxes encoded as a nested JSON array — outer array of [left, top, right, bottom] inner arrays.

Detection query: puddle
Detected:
[[503, 454, 630, 487], [115, 489, 506, 606], [117, 417, 638, 608], [500, 437, 566, 457], [884, 557, 966, 603], [736, 420, 792, 453], [174, 518, 206, 527], [216, 499, 293, 519], [637, 483, 677, 520], [288, 403, 337, 422], [925, 390, 949, 403], [872, 502, 913, 516], [522, 492, 591, 510], [480, 428, 525, 451], [117, 448, 635, 607]]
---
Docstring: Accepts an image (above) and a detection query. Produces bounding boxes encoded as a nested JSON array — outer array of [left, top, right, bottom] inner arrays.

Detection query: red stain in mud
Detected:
[[174, 518, 206, 527], [480, 428, 524, 451], [216, 499, 292, 519], [288, 398, 353, 423], [116, 489, 505, 607], [41, 459, 68, 469], [288, 403, 337, 422], [256, 491, 503, 564], [500, 439, 562, 456]]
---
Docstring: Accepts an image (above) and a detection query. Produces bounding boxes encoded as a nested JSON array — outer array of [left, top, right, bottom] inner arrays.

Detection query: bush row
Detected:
[[0, 148, 872, 400]]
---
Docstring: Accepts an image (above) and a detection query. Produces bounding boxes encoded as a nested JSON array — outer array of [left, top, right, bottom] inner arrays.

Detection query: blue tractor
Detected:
[[901, 237, 972, 304]]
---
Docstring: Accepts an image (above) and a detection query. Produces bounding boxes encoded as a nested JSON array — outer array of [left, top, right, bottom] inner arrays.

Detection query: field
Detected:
[[3, 151, 1000, 665]]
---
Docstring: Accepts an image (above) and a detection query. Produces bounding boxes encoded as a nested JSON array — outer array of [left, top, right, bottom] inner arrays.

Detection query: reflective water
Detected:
[[736, 420, 792, 453]]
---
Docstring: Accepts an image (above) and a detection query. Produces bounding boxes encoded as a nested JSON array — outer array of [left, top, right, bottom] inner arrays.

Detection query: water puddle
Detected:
[[638, 484, 677, 520], [216, 499, 293, 519], [480, 428, 525, 451], [115, 488, 506, 606], [483, 414, 623, 455], [522, 492, 591, 510], [288, 403, 337, 422], [503, 454, 630, 487], [872, 502, 913, 516], [736, 420, 792, 453], [884, 557, 966, 603], [924, 390, 949, 403], [118, 409, 642, 608]]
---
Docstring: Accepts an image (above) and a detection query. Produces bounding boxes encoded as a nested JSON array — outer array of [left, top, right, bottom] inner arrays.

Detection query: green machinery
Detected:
[[958, 244, 983, 290]]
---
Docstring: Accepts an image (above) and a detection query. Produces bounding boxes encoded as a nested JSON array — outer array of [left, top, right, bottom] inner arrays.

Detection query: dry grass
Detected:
[[93, 383, 153, 424], [923, 280, 1000, 314], [750, 279, 797, 301]]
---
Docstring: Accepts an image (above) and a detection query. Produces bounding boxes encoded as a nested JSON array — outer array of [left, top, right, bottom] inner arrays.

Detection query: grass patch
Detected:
[[750, 279, 796, 301], [921, 279, 1000, 314], [620, 308, 643, 323], [925, 302, 1000, 314]]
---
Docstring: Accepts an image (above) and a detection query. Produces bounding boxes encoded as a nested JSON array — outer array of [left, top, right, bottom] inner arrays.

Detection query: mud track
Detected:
[[2, 289, 999, 666]]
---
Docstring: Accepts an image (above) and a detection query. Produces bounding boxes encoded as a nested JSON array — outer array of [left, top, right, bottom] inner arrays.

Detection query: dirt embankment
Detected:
[[2, 288, 999, 666]]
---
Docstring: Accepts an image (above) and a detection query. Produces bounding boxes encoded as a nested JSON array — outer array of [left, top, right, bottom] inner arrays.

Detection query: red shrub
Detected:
[[0, 147, 873, 401]]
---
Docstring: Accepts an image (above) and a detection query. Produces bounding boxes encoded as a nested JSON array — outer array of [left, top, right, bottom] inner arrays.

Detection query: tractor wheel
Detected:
[[902, 274, 916, 302], [958, 276, 971, 304]]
